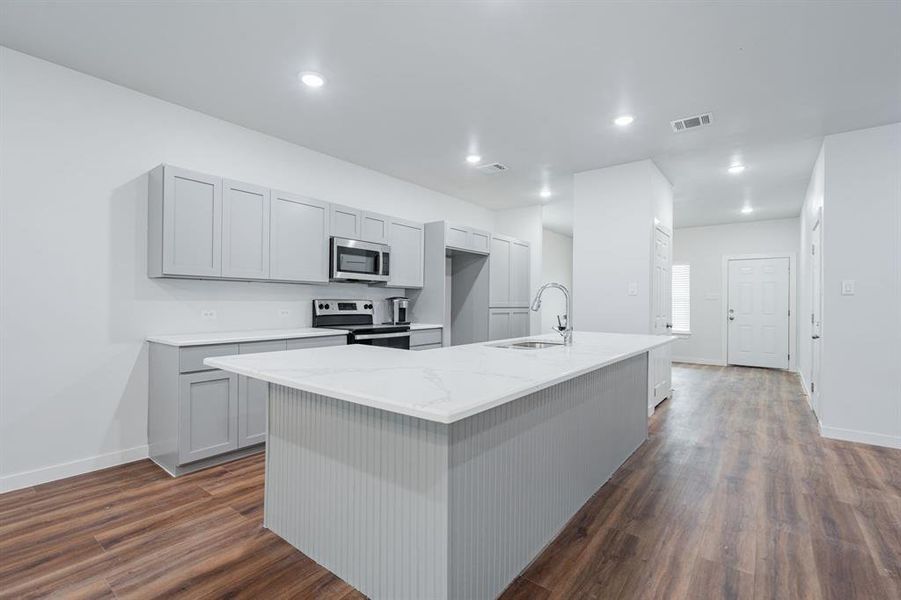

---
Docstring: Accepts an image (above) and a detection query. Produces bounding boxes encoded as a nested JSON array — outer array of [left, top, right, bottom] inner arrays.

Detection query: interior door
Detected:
[[651, 226, 672, 407], [727, 257, 790, 369], [810, 218, 822, 413]]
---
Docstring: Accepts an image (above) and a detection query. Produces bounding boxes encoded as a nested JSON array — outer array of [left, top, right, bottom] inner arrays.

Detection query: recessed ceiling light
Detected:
[[539, 188, 552, 199], [728, 164, 746, 174], [299, 71, 326, 88], [741, 206, 753, 214], [465, 154, 482, 165], [613, 115, 635, 127]]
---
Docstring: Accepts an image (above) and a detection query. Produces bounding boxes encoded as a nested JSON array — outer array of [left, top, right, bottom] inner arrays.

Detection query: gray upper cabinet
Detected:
[[361, 212, 390, 244], [330, 204, 361, 239], [489, 236, 511, 306], [445, 223, 491, 255], [178, 370, 238, 464], [222, 179, 270, 280], [510, 240, 531, 306], [270, 191, 330, 283], [489, 234, 530, 307], [148, 165, 223, 278], [387, 217, 424, 288]]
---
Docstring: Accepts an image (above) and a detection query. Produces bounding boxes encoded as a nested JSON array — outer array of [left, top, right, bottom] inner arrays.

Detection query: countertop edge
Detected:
[[147, 328, 348, 347], [204, 336, 674, 424]]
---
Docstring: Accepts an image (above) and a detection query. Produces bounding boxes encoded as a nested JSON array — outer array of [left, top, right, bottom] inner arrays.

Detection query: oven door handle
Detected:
[[353, 331, 411, 341]]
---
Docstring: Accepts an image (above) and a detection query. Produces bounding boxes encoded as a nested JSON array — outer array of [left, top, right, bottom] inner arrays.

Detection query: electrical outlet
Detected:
[[200, 310, 217, 320], [278, 309, 291, 318], [841, 280, 855, 296], [627, 282, 638, 296]]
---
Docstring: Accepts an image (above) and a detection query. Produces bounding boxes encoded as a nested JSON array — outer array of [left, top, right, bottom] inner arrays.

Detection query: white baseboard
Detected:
[[820, 425, 901, 450], [671, 356, 725, 366], [0, 445, 149, 494]]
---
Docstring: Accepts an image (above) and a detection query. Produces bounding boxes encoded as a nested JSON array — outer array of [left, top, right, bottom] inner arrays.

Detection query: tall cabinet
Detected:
[[488, 234, 531, 340]]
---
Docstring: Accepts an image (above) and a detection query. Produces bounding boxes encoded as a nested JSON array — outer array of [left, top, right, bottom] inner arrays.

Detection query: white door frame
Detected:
[[809, 208, 823, 414], [649, 222, 673, 415], [721, 253, 797, 370]]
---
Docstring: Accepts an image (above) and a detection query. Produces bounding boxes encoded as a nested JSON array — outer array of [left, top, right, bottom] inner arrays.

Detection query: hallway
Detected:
[[502, 364, 901, 599]]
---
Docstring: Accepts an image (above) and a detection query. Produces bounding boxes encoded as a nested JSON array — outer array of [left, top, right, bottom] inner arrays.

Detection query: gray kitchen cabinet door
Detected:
[[511, 309, 530, 338], [330, 204, 362, 239], [488, 309, 512, 341], [387, 217, 424, 288], [237, 340, 286, 448], [222, 179, 270, 280], [361, 212, 390, 244], [178, 370, 238, 464], [510, 240, 531, 306], [270, 191, 330, 283], [489, 235, 511, 306], [470, 228, 491, 254], [445, 224, 470, 250], [160, 166, 223, 277]]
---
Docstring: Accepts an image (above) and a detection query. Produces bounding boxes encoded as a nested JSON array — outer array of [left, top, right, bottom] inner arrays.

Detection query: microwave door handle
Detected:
[[354, 331, 410, 341]]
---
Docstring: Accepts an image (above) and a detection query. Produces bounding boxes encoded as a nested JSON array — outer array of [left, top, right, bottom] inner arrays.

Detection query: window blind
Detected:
[[671, 264, 690, 333]]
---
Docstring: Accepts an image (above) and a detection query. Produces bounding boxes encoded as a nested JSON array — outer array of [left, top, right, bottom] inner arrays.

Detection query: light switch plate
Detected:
[[841, 280, 855, 295], [627, 282, 638, 296]]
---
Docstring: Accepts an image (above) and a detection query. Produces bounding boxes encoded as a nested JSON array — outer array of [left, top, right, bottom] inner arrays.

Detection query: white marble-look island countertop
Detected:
[[205, 331, 674, 424]]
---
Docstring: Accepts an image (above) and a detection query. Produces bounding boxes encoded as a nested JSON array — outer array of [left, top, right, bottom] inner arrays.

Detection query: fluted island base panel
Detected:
[[264, 353, 648, 600]]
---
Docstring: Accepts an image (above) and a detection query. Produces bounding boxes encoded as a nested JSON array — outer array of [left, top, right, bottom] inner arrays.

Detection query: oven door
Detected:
[[331, 238, 390, 283], [351, 331, 411, 350]]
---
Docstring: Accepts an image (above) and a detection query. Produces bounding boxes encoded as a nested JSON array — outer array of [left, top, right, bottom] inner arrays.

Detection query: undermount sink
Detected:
[[492, 340, 566, 349]]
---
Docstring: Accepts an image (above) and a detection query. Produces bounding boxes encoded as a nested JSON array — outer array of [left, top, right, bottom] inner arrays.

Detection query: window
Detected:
[[671, 264, 690, 334]]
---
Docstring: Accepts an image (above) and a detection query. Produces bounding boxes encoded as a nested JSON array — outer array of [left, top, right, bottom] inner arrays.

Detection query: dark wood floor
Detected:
[[2, 364, 899, 599]]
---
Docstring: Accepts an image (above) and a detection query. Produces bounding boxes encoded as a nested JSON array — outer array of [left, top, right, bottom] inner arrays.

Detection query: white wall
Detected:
[[539, 229, 573, 335], [671, 218, 800, 367], [0, 48, 495, 490], [572, 159, 673, 333], [493, 205, 544, 333], [805, 123, 901, 448]]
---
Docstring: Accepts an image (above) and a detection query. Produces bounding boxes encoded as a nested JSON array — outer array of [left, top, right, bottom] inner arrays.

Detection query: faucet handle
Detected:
[[554, 314, 568, 333]]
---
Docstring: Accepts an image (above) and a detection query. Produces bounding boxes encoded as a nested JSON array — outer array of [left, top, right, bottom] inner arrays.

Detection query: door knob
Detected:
[[728, 308, 735, 321], [666, 323, 672, 329], [812, 335, 820, 339]]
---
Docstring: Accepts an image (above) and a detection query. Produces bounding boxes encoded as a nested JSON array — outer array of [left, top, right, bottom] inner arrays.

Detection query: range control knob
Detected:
[[324, 303, 330, 310], [318, 303, 324, 309]]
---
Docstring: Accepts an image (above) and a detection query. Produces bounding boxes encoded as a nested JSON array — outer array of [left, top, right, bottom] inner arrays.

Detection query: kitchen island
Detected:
[[206, 331, 673, 600]]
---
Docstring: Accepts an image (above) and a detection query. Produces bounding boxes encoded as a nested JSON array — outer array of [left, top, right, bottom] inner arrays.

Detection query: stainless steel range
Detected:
[[312, 299, 411, 349]]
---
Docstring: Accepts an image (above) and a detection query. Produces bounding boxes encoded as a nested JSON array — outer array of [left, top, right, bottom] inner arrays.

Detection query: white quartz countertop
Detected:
[[205, 331, 675, 424], [146, 327, 348, 347]]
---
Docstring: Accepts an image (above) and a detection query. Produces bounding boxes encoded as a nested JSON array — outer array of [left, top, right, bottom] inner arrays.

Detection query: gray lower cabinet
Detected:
[[410, 327, 442, 349], [149, 334, 347, 476], [237, 340, 287, 447], [488, 309, 530, 341], [178, 370, 238, 464]]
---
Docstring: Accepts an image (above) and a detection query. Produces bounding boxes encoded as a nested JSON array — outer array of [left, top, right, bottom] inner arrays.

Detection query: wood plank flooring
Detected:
[[500, 364, 901, 600], [2, 364, 899, 599]]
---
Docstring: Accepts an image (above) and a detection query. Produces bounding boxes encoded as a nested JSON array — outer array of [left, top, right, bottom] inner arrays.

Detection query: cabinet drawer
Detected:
[[286, 335, 347, 350], [239, 340, 287, 354], [179, 344, 240, 373], [410, 328, 442, 347], [411, 343, 442, 351]]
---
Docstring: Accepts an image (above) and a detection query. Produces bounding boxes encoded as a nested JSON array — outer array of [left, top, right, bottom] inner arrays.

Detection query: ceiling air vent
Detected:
[[671, 112, 712, 133], [476, 162, 508, 174]]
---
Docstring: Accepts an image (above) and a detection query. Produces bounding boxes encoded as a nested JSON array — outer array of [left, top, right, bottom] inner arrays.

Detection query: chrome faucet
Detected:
[[530, 282, 573, 345]]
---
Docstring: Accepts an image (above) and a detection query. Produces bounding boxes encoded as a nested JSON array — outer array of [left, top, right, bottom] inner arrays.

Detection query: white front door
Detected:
[[810, 218, 822, 413], [727, 257, 790, 369], [651, 226, 672, 408]]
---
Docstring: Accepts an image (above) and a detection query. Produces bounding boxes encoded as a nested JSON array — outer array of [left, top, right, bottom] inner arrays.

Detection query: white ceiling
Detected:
[[2, 1, 899, 233]]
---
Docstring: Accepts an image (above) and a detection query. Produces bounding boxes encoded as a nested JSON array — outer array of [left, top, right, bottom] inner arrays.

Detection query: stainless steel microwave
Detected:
[[330, 237, 390, 283]]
